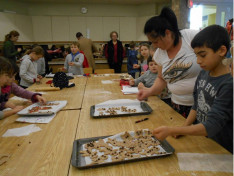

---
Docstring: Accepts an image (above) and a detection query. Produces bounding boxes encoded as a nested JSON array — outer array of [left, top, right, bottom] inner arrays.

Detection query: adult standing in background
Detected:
[[105, 31, 125, 73], [3, 30, 22, 82], [3, 30, 22, 66], [76, 32, 98, 70]]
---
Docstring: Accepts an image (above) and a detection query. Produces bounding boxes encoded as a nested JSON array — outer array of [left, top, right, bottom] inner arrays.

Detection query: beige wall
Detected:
[[0, 12, 34, 42], [0, 1, 170, 42]]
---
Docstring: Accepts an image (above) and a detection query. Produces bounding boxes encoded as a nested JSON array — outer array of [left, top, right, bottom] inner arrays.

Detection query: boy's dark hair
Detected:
[[144, 7, 181, 47], [129, 41, 135, 49], [76, 32, 83, 38], [191, 25, 230, 54], [0, 56, 14, 76], [147, 56, 155, 65]]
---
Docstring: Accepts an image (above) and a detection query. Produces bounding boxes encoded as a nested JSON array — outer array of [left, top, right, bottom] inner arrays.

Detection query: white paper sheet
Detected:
[[82, 129, 169, 165], [121, 86, 139, 94], [2, 124, 41, 137], [16, 114, 56, 124], [177, 153, 233, 173], [101, 80, 113, 84]]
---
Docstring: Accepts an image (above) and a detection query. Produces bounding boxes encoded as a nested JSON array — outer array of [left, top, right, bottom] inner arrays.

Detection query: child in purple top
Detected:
[[0, 57, 46, 119]]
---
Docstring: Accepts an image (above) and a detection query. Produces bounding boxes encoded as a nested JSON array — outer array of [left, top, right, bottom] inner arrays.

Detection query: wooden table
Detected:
[[69, 76, 232, 176], [0, 110, 80, 176], [25, 77, 87, 110], [0, 74, 232, 176]]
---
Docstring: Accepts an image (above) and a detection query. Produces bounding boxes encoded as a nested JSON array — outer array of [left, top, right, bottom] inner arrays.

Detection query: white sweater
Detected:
[[20, 55, 38, 87]]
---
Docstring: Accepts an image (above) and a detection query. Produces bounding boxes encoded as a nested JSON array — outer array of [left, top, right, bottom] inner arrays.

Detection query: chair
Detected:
[[95, 69, 114, 74], [84, 67, 93, 74]]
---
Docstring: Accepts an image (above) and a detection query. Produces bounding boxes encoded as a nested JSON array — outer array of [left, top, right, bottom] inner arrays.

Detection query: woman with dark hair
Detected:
[[3, 30, 22, 65], [105, 31, 125, 73], [138, 7, 201, 118]]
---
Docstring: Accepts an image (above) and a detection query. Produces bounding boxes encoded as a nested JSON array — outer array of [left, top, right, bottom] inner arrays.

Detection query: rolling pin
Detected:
[[34, 87, 60, 91]]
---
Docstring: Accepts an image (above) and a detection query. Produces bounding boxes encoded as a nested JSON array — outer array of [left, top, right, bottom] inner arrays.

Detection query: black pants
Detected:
[[109, 62, 122, 73], [171, 101, 192, 118]]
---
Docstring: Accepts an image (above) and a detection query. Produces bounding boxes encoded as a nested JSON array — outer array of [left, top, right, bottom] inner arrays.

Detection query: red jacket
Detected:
[[79, 51, 89, 68]]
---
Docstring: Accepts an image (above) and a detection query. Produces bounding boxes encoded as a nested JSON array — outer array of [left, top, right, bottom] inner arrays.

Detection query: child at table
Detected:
[[0, 57, 46, 119], [62, 42, 84, 75], [127, 41, 140, 78], [152, 25, 233, 153], [20, 46, 44, 88], [129, 57, 157, 88]]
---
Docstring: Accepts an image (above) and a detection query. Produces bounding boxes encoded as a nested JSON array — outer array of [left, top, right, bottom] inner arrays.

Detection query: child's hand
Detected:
[[13, 106, 24, 113], [69, 62, 75, 66], [58, 67, 66, 72], [129, 80, 135, 86], [17, 48, 22, 52], [141, 72, 144, 75], [35, 95, 46, 104], [152, 126, 171, 141], [133, 64, 140, 69], [37, 75, 43, 79], [138, 82, 145, 90], [36, 78, 41, 83]]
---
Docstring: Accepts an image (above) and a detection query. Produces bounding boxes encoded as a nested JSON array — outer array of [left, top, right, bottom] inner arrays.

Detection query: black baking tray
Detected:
[[90, 102, 153, 118], [71, 135, 175, 169]]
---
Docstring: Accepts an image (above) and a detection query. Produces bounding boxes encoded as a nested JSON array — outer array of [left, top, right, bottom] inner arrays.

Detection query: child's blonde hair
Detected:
[[71, 42, 80, 48]]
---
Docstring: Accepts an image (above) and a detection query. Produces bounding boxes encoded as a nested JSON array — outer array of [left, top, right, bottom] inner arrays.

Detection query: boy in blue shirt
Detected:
[[127, 41, 140, 78], [152, 25, 233, 153]]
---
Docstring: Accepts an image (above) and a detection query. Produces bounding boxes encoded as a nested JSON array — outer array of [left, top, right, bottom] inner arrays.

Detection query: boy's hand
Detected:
[[17, 48, 22, 52], [13, 106, 24, 113], [152, 126, 171, 141], [69, 62, 75, 66], [133, 64, 140, 69], [35, 95, 46, 104], [138, 82, 145, 90], [129, 80, 135, 86]]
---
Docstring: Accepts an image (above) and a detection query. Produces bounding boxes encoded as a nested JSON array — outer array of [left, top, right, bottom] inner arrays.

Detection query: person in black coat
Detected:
[[105, 31, 125, 73]]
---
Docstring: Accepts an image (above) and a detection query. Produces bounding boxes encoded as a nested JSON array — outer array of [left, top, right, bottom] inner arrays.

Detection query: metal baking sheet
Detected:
[[17, 101, 67, 116], [90, 102, 153, 118], [71, 135, 175, 169]]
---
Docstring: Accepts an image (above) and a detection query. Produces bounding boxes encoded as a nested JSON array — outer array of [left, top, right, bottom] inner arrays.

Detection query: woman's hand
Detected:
[[137, 88, 151, 101], [152, 126, 171, 141], [35, 95, 46, 104]]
